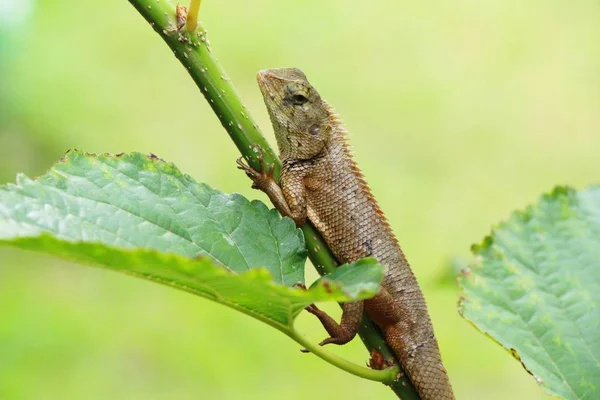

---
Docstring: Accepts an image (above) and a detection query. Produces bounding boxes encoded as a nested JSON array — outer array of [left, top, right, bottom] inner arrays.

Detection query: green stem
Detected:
[[126, 1, 420, 399], [289, 328, 400, 384]]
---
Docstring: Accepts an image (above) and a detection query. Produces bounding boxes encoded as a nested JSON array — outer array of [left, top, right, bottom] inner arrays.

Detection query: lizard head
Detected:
[[257, 68, 331, 161]]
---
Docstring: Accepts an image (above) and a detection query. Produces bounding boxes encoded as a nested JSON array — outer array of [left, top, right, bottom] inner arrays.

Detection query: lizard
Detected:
[[237, 68, 455, 400]]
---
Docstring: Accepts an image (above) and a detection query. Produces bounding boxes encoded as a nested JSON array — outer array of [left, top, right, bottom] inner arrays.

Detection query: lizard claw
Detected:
[[236, 157, 258, 181], [253, 146, 276, 177], [293, 282, 308, 290], [236, 147, 276, 191], [304, 303, 320, 314]]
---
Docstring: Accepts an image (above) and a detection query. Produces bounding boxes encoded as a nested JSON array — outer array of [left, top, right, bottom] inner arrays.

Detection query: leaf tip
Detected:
[[547, 185, 573, 199], [471, 235, 492, 255]]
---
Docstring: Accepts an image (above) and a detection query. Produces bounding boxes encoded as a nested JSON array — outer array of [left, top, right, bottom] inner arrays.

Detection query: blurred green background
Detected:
[[1, 0, 598, 398]]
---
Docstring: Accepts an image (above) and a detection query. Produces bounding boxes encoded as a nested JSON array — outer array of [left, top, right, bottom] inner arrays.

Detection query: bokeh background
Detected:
[[1, 0, 598, 398]]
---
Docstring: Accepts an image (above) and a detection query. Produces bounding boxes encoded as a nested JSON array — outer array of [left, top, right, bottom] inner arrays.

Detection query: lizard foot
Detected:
[[305, 304, 358, 346], [292, 282, 308, 290], [236, 147, 275, 192], [367, 350, 395, 370]]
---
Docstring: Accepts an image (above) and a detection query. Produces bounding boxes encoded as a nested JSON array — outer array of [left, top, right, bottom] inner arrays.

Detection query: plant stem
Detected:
[[289, 328, 400, 384], [126, 1, 420, 398]]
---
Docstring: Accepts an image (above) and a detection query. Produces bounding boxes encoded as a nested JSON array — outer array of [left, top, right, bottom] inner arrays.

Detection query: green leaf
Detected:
[[0, 151, 384, 332], [311, 258, 384, 300], [1, 151, 305, 284], [459, 186, 600, 400]]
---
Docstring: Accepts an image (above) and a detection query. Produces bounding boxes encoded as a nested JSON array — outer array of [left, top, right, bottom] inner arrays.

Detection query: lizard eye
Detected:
[[308, 124, 320, 136], [291, 93, 309, 105], [284, 83, 310, 106]]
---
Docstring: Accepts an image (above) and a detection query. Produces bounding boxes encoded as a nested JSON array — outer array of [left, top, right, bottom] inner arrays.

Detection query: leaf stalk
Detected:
[[289, 328, 400, 384], [184, 0, 201, 32]]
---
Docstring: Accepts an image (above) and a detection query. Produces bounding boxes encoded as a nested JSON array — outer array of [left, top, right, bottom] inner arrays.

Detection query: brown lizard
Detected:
[[237, 68, 455, 400]]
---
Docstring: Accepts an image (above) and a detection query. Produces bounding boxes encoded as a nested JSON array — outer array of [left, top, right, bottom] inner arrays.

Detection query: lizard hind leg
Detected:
[[306, 301, 364, 346]]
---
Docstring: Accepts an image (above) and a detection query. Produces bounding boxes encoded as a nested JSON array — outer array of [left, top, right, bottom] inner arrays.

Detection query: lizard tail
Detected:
[[384, 325, 456, 400]]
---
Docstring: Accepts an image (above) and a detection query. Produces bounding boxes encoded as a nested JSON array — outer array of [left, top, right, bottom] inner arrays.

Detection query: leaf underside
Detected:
[[459, 186, 600, 400], [0, 151, 383, 331]]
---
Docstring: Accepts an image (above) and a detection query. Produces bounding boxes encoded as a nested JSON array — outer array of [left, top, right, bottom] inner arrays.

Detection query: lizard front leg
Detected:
[[236, 151, 306, 226], [238, 153, 361, 347]]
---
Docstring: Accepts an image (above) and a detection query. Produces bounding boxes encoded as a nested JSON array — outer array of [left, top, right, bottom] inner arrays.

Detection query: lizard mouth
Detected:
[[256, 70, 270, 89], [256, 69, 270, 80], [256, 70, 279, 100]]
